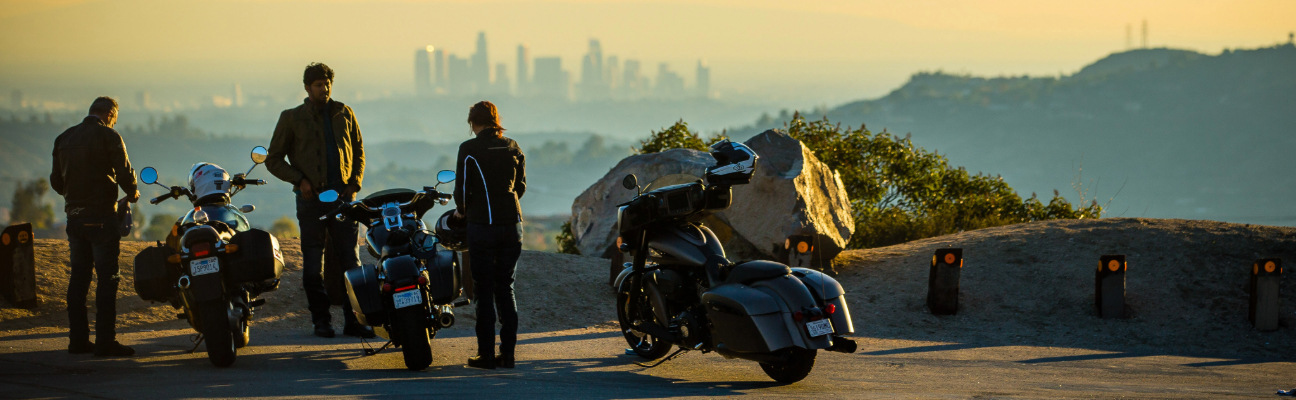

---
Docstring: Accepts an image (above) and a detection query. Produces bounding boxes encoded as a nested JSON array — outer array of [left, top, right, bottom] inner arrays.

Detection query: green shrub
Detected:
[[555, 219, 580, 255], [635, 120, 727, 154], [780, 113, 1101, 248], [10, 179, 54, 229], [269, 215, 299, 239]]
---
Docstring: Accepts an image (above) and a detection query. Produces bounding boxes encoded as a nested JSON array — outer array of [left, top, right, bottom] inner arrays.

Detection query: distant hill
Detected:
[[731, 44, 1296, 225]]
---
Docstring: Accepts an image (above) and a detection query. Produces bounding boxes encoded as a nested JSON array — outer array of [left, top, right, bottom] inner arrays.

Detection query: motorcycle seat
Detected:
[[724, 260, 791, 285]]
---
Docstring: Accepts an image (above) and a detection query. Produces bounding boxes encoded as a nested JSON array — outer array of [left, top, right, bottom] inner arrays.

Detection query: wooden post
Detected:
[[1249, 258, 1282, 331], [1096, 255, 1127, 319], [784, 235, 816, 270], [0, 223, 38, 309], [927, 248, 962, 315]]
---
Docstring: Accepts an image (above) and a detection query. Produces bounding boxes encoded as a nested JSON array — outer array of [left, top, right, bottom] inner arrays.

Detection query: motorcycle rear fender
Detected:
[[345, 264, 386, 326], [382, 255, 420, 286], [749, 275, 833, 350], [187, 271, 224, 302], [791, 268, 854, 335]]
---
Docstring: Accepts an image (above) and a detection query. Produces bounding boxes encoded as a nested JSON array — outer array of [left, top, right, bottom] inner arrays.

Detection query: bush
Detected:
[[143, 214, 179, 241], [780, 113, 1101, 248], [270, 215, 299, 239], [634, 120, 726, 154], [10, 179, 54, 229], [555, 219, 580, 255]]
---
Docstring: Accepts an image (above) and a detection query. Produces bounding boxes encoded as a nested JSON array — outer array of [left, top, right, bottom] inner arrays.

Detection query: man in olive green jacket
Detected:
[[266, 62, 373, 338]]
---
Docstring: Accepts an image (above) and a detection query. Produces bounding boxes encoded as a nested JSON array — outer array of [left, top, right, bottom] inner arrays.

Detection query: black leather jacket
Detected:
[[454, 130, 526, 225], [50, 116, 137, 218]]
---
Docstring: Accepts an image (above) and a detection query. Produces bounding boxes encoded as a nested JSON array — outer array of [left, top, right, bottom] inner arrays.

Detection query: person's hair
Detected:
[[303, 62, 335, 85], [467, 101, 504, 138], [88, 96, 118, 116]]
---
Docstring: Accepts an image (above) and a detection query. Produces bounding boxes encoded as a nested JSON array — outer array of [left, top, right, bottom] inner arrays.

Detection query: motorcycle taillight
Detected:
[[192, 242, 211, 258]]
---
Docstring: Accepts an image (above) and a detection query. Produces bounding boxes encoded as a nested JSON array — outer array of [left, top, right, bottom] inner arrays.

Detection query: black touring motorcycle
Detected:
[[133, 146, 285, 367], [318, 170, 469, 370], [614, 140, 857, 383]]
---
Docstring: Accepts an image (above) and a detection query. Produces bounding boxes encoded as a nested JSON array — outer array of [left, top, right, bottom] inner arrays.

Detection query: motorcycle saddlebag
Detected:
[[425, 249, 458, 304], [701, 283, 794, 354], [133, 244, 177, 302], [344, 264, 387, 326], [227, 229, 284, 284]]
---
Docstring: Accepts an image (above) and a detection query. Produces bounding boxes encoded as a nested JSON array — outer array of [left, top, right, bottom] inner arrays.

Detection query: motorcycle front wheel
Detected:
[[759, 347, 817, 383], [393, 307, 432, 370], [200, 301, 237, 367], [616, 276, 672, 360]]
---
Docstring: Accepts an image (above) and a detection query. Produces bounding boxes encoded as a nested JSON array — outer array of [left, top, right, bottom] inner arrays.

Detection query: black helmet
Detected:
[[705, 139, 758, 185], [435, 210, 468, 251]]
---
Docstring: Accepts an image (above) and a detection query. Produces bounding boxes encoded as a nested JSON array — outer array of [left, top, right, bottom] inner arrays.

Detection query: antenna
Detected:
[[1141, 19, 1148, 48], [1126, 24, 1132, 49]]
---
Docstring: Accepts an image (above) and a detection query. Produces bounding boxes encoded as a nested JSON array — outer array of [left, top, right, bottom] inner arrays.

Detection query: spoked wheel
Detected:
[[393, 307, 432, 370], [616, 276, 672, 360], [200, 301, 237, 367], [759, 347, 817, 383]]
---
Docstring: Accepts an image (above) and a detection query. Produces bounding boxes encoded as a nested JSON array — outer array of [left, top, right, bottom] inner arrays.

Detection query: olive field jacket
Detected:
[[265, 99, 365, 193]]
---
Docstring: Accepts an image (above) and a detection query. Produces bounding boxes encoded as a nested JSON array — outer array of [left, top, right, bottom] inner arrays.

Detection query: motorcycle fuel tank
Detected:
[[646, 223, 725, 267]]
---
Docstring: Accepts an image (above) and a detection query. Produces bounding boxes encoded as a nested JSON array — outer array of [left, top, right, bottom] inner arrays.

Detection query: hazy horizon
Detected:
[[2, 0, 1292, 108]]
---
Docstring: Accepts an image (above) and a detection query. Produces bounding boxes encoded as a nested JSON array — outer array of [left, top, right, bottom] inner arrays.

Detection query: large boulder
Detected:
[[720, 130, 855, 264], [570, 130, 854, 263]]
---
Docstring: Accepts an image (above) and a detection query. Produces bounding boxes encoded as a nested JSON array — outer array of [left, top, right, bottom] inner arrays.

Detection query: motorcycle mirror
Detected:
[[240, 204, 256, 213], [436, 170, 456, 184], [250, 146, 268, 164], [318, 189, 339, 203], [140, 167, 159, 185], [621, 174, 638, 191]]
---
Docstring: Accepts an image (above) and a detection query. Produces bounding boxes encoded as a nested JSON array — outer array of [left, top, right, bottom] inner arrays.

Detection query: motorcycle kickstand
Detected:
[[634, 347, 688, 368], [187, 333, 205, 354], [361, 337, 394, 356]]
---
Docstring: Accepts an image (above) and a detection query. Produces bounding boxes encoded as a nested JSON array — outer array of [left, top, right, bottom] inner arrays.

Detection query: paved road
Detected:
[[1, 326, 1292, 399]]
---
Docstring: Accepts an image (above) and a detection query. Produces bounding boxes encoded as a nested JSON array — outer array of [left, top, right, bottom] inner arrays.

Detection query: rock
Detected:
[[570, 131, 854, 264], [719, 130, 854, 265]]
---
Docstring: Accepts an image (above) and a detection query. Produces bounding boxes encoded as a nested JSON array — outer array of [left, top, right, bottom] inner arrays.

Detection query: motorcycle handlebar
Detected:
[[317, 188, 451, 220], [149, 195, 169, 205]]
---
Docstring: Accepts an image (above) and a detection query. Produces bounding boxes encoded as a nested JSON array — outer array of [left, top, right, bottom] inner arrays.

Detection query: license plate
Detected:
[[806, 319, 833, 337], [393, 289, 422, 309], [190, 257, 220, 276]]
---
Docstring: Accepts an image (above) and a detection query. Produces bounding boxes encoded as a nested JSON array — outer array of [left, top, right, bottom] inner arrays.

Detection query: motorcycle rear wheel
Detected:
[[616, 277, 671, 360], [394, 307, 432, 370], [759, 348, 817, 383], [200, 301, 237, 367]]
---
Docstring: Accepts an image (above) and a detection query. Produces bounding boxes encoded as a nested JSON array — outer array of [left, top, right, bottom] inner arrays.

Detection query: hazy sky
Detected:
[[1, 0, 1292, 105]]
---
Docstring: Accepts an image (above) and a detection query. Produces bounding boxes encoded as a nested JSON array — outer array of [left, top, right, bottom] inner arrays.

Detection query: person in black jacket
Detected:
[[49, 96, 138, 357], [454, 101, 525, 369]]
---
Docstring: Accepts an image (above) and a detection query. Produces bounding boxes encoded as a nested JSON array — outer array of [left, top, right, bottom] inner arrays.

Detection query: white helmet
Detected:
[[188, 163, 232, 203], [705, 140, 758, 185]]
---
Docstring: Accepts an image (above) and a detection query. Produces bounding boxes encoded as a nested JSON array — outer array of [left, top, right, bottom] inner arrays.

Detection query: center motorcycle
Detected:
[[133, 146, 284, 367], [614, 140, 857, 383], [318, 170, 469, 370]]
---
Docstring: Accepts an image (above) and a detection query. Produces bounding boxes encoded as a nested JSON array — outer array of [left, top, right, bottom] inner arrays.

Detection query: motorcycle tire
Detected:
[[616, 276, 671, 360], [394, 307, 432, 370], [200, 301, 237, 367], [759, 347, 817, 383]]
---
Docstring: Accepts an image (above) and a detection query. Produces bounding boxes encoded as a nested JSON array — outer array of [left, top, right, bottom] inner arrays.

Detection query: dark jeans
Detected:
[[66, 215, 121, 344], [467, 222, 522, 358], [296, 196, 359, 327]]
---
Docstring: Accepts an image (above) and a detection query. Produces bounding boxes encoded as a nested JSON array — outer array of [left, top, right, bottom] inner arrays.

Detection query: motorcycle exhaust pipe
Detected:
[[826, 337, 858, 354], [436, 310, 455, 328]]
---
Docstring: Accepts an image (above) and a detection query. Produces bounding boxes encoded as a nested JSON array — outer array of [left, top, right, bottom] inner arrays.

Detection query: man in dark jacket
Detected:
[[265, 62, 373, 338], [50, 96, 138, 357]]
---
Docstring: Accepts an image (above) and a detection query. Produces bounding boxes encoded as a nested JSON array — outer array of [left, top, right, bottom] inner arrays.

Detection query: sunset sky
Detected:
[[1, 0, 1292, 105]]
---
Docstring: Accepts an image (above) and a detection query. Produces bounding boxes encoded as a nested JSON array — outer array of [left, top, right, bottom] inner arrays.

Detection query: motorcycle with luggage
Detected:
[[318, 170, 468, 370], [132, 147, 284, 367], [613, 140, 857, 383]]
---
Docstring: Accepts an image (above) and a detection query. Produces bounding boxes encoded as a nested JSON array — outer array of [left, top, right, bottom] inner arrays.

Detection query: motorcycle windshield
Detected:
[[182, 204, 251, 232]]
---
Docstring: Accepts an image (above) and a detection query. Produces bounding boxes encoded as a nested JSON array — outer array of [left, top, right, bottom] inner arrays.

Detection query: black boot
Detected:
[[343, 323, 375, 338], [467, 355, 496, 369], [93, 341, 135, 357], [68, 339, 95, 354], [495, 354, 515, 369], [314, 323, 336, 338]]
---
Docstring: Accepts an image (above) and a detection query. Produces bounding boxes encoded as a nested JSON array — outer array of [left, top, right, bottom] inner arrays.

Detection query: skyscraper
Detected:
[[414, 46, 432, 96], [655, 63, 685, 98], [605, 55, 620, 94], [472, 32, 490, 94], [433, 47, 446, 89], [578, 39, 607, 100], [494, 63, 510, 95], [622, 59, 645, 99], [516, 44, 530, 96], [533, 56, 568, 100], [448, 54, 472, 95], [695, 60, 710, 98]]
